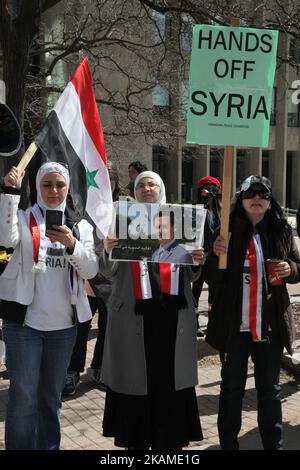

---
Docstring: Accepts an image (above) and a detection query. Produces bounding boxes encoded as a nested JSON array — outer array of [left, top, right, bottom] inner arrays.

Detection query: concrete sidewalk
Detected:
[[1, 302, 300, 451], [0, 270, 299, 451]]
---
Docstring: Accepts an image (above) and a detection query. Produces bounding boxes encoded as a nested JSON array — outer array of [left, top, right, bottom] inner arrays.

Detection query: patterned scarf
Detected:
[[29, 204, 47, 272], [247, 236, 269, 341], [130, 261, 186, 314]]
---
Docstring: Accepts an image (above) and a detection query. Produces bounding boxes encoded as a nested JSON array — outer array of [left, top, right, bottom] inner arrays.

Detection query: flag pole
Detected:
[[16, 141, 38, 173], [218, 18, 240, 269]]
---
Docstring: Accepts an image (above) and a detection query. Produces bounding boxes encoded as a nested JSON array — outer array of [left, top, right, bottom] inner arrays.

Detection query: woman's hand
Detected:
[[4, 166, 24, 189], [192, 247, 204, 264], [274, 261, 291, 279], [104, 236, 119, 254], [46, 225, 76, 252], [213, 234, 231, 257]]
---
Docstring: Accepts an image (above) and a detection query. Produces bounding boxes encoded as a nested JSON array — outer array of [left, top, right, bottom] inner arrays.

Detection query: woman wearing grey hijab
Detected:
[[0, 163, 98, 450], [99, 171, 204, 450]]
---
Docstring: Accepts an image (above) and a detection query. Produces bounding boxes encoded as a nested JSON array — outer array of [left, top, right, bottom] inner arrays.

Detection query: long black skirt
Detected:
[[103, 301, 203, 449]]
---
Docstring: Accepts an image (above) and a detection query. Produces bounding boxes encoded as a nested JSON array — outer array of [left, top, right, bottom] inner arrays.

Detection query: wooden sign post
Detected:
[[218, 145, 234, 268], [218, 18, 240, 269], [16, 141, 37, 173], [187, 18, 278, 269]]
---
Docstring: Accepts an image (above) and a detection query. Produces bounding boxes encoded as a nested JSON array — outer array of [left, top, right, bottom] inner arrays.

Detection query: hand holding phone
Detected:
[[45, 210, 63, 232], [45, 212, 75, 251]]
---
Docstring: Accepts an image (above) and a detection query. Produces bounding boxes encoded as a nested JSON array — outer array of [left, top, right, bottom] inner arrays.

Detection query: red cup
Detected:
[[266, 259, 283, 285]]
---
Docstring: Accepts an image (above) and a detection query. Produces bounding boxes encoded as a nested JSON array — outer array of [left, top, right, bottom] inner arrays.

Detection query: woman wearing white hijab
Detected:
[[0, 163, 98, 450], [133, 170, 166, 203], [100, 171, 204, 450]]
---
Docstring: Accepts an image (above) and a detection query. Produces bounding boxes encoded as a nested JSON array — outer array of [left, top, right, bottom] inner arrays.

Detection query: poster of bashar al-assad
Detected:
[[109, 201, 206, 265]]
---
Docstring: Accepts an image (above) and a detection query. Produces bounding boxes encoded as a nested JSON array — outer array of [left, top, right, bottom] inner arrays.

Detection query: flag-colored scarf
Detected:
[[29, 204, 47, 272], [247, 236, 269, 341], [130, 261, 186, 315]]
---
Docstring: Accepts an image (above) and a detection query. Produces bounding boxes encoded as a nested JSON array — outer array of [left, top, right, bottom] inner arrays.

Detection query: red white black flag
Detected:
[[36, 57, 113, 236]]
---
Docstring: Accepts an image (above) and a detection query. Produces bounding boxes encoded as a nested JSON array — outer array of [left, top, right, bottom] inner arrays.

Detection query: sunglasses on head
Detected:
[[242, 188, 272, 200]]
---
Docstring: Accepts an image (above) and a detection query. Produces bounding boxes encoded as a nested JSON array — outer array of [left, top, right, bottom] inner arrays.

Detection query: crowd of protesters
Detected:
[[0, 157, 300, 451]]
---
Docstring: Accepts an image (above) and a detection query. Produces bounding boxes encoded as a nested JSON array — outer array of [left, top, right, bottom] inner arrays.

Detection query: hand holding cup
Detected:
[[266, 259, 291, 285]]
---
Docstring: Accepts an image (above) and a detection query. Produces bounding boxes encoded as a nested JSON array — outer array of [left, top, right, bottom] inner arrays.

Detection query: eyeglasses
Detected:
[[136, 182, 159, 190], [242, 189, 272, 200]]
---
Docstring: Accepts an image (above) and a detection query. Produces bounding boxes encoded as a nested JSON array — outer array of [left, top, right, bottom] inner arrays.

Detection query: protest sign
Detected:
[[110, 201, 206, 265], [187, 24, 278, 147]]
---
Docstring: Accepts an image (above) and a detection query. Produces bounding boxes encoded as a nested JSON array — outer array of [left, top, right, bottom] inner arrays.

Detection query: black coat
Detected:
[[205, 213, 300, 354]]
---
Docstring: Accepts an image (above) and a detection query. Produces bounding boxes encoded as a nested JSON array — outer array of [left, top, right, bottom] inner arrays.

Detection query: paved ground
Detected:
[[2, 332, 300, 451], [1, 245, 300, 451]]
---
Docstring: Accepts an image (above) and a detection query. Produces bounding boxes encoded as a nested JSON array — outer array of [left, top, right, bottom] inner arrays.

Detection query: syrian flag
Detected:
[[36, 57, 113, 237]]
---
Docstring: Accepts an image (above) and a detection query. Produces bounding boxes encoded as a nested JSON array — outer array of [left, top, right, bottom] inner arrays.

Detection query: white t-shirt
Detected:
[[25, 241, 74, 331]]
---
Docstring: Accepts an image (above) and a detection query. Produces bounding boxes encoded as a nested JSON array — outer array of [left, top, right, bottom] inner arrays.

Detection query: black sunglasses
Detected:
[[242, 189, 272, 200]]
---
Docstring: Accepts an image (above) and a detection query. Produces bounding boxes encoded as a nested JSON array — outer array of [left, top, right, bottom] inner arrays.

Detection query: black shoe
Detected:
[[197, 328, 205, 338], [62, 371, 80, 396]]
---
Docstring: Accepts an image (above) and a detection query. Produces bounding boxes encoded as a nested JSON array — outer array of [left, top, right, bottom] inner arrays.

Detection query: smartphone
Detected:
[[45, 210, 63, 231]]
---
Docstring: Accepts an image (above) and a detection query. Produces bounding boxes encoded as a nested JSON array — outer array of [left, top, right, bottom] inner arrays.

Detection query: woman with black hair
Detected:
[[205, 175, 300, 450], [126, 160, 148, 198]]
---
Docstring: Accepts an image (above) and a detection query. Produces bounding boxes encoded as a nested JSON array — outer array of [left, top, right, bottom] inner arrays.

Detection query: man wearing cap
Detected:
[[192, 176, 221, 337], [205, 175, 300, 450]]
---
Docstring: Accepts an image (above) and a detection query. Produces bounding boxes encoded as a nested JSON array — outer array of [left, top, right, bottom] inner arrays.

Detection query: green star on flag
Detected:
[[86, 168, 99, 189]]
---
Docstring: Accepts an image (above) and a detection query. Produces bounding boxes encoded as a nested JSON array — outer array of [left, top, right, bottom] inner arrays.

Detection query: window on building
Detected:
[[287, 88, 299, 127], [262, 150, 269, 178], [152, 84, 170, 115], [236, 149, 247, 188], [165, 14, 173, 39], [180, 14, 192, 53], [210, 148, 222, 179], [182, 148, 194, 203], [152, 145, 168, 182], [289, 38, 300, 64], [180, 80, 189, 119], [270, 87, 276, 126], [152, 12, 165, 42], [286, 151, 293, 208]]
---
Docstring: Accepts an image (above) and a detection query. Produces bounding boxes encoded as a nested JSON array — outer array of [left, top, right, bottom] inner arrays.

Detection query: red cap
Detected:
[[197, 176, 221, 191]]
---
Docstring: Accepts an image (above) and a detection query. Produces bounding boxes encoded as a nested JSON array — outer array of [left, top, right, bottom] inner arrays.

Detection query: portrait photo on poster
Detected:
[[109, 201, 206, 265]]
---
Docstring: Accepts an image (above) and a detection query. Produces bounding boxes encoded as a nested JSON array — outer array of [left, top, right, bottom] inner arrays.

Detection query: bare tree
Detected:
[[1, 0, 300, 168]]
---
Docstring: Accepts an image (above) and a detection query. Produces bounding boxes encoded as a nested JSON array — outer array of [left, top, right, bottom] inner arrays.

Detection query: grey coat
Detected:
[[99, 251, 201, 395]]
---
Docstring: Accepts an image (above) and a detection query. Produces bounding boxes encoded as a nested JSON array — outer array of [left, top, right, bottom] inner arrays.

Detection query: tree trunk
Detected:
[[0, 2, 40, 167], [0, 1, 41, 207]]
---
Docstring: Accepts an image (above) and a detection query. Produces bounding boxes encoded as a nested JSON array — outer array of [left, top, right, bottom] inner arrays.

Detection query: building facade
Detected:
[[151, 9, 300, 208], [1, 1, 300, 209]]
